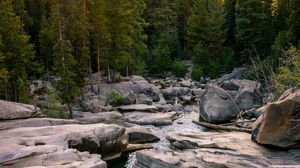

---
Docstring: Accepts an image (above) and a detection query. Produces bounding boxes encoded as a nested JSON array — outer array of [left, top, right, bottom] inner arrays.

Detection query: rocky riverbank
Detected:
[[1, 67, 300, 167]]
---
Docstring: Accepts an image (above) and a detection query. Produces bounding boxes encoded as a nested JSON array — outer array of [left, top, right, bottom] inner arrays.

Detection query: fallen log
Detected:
[[192, 120, 252, 133]]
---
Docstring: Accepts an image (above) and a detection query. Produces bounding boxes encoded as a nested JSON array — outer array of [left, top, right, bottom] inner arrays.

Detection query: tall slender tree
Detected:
[[0, 0, 35, 102]]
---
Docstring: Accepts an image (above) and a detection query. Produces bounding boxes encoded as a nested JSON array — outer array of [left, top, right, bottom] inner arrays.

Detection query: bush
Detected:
[[106, 90, 122, 106], [171, 60, 188, 78], [222, 47, 235, 72], [40, 90, 67, 119], [192, 66, 204, 81], [275, 46, 300, 93], [192, 43, 220, 78]]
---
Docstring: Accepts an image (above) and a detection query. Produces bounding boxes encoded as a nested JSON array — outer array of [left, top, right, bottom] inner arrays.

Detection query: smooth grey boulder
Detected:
[[0, 100, 43, 120], [222, 79, 262, 110], [136, 94, 153, 105], [199, 85, 239, 124], [217, 68, 249, 84], [161, 87, 189, 101], [121, 93, 136, 105], [123, 112, 181, 126]]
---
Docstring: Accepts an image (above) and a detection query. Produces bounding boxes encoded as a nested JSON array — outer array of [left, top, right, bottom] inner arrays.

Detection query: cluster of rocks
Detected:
[[0, 100, 161, 168], [131, 86, 300, 167]]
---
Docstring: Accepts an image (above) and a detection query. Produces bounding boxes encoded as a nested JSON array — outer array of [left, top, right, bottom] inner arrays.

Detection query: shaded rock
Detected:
[[191, 88, 204, 96], [132, 132, 300, 168], [136, 94, 153, 105], [89, 99, 101, 113], [126, 125, 160, 144], [30, 80, 54, 95], [217, 67, 249, 84], [252, 87, 300, 148], [221, 79, 262, 110], [0, 100, 43, 120], [154, 103, 173, 112], [180, 80, 192, 88], [118, 104, 158, 112], [161, 87, 189, 101], [199, 85, 239, 124], [171, 104, 185, 112], [123, 112, 181, 126], [121, 93, 136, 105], [80, 98, 90, 112]]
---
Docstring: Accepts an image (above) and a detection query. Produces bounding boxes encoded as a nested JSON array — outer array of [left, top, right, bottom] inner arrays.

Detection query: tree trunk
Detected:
[[97, 45, 101, 96], [126, 64, 129, 77], [192, 120, 251, 133], [68, 105, 73, 119], [107, 64, 111, 83]]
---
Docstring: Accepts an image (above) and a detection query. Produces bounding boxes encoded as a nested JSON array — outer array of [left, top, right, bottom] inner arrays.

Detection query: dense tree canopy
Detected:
[[0, 0, 299, 104]]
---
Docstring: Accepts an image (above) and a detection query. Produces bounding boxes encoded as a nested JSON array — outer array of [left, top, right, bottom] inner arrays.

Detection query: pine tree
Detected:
[[224, 0, 236, 47], [89, 0, 110, 92], [236, 0, 273, 62], [187, 0, 225, 77], [50, 0, 79, 118], [289, 0, 300, 46], [0, 0, 35, 102]]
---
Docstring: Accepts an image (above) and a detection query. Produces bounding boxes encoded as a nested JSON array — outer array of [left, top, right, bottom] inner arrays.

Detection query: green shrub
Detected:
[[275, 46, 300, 93], [192, 43, 220, 78], [134, 59, 148, 75], [222, 47, 235, 72], [171, 60, 188, 78], [192, 66, 204, 81], [106, 90, 122, 106], [40, 90, 67, 119]]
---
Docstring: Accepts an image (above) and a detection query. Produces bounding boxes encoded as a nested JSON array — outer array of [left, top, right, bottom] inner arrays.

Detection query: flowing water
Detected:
[[125, 111, 203, 168]]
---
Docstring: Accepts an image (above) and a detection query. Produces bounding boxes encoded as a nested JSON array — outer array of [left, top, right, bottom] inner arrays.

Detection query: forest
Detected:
[[0, 0, 299, 104]]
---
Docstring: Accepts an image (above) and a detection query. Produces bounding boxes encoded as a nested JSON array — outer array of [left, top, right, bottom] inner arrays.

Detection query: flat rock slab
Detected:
[[132, 131, 300, 168], [123, 112, 181, 126], [0, 100, 43, 120], [118, 104, 158, 112], [0, 118, 81, 130], [0, 123, 128, 167], [0, 145, 106, 168]]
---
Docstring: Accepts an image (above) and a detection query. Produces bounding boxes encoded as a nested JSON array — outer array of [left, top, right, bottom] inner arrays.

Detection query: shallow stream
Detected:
[[108, 111, 203, 168]]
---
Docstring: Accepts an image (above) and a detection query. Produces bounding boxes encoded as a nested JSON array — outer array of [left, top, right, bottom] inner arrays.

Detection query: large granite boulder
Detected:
[[161, 87, 190, 102], [221, 79, 262, 110], [252, 87, 300, 148], [0, 100, 43, 120], [199, 85, 239, 123]]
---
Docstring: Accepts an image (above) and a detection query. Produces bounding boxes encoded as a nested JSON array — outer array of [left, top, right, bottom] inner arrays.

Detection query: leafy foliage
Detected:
[[171, 60, 188, 78], [106, 90, 122, 107], [275, 46, 300, 93]]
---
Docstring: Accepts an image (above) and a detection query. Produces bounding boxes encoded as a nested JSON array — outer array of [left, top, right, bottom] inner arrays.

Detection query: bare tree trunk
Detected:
[[107, 64, 111, 83], [68, 105, 73, 119], [97, 45, 101, 96], [126, 64, 129, 77]]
